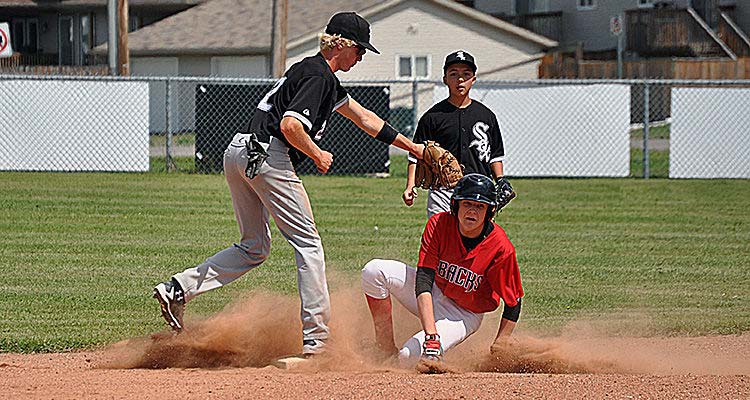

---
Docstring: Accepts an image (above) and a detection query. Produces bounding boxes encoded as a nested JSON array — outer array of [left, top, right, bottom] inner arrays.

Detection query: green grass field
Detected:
[[630, 124, 670, 140], [1, 157, 749, 352]]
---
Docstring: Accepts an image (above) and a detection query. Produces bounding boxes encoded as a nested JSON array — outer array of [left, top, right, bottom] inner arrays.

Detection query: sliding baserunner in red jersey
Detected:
[[362, 174, 523, 371]]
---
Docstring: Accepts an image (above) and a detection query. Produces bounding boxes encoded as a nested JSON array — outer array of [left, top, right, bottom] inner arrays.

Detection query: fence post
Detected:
[[411, 79, 418, 137], [643, 81, 650, 179], [165, 78, 175, 172]]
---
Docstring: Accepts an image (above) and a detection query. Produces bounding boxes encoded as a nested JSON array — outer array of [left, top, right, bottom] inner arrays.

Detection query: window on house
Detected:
[[59, 16, 74, 65], [10, 18, 40, 53], [531, 0, 550, 13], [11, 20, 24, 51], [26, 19, 38, 52], [80, 14, 93, 62], [129, 15, 142, 32], [397, 55, 430, 79], [577, 0, 595, 10], [638, 0, 654, 7]]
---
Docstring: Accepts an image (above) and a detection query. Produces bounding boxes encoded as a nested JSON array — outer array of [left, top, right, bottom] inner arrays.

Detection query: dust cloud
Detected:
[[101, 282, 750, 376]]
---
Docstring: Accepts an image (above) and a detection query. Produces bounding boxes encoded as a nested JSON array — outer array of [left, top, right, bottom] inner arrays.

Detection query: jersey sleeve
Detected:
[[489, 113, 505, 164], [283, 76, 329, 132], [332, 79, 350, 111], [408, 114, 431, 164], [489, 246, 523, 307], [417, 214, 442, 270]]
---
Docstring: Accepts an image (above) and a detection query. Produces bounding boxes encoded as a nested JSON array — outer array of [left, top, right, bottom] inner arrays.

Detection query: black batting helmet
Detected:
[[450, 174, 498, 221]]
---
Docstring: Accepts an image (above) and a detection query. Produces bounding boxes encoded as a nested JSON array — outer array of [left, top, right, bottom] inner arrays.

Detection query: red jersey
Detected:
[[418, 212, 523, 314]]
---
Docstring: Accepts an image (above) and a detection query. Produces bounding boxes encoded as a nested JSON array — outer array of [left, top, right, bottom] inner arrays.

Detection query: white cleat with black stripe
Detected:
[[153, 278, 185, 333]]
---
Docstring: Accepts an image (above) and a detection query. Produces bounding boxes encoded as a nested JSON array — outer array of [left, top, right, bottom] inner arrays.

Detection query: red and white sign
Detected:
[[0, 22, 12, 58], [610, 15, 623, 36]]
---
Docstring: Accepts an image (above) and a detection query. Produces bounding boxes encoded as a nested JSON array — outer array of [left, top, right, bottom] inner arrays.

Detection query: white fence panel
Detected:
[[435, 84, 631, 177], [0, 79, 149, 172], [670, 87, 750, 179]]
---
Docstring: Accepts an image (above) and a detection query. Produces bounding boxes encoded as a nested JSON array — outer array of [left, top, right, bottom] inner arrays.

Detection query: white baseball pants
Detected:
[[361, 259, 483, 365]]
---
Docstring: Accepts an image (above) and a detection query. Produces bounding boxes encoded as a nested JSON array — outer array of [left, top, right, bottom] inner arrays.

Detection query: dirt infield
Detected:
[[2, 291, 749, 399]]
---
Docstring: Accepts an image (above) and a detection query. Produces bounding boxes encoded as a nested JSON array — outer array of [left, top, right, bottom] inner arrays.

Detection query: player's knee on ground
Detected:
[[361, 259, 391, 299]]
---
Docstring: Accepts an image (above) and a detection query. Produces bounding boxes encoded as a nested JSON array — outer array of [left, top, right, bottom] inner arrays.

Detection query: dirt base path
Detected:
[[2, 292, 748, 399], [1, 336, 749, 400]]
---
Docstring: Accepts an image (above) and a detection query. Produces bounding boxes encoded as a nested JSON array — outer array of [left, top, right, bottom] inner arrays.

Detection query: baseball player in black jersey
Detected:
[[404, 50, 513, 217], [153, 12, 424, 357]]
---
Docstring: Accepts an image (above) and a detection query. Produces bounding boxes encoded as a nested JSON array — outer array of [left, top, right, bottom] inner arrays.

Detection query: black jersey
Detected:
[[250, 53, 349, 167], [408, 99, 504, 177]]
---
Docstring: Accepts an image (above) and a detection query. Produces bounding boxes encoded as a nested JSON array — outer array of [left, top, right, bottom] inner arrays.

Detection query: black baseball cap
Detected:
[[325, 12, 380, 54], [443, 50, 477, 73]]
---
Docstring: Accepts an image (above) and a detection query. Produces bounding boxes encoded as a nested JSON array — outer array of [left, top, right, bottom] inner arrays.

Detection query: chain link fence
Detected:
[[2, 74, 749, 178]]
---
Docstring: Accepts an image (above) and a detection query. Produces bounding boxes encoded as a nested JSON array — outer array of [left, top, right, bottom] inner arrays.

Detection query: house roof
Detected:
[[116, 0, 557, 57], [0, 0, 40, 5], [0, 0, 204, 8], [118, 0, 381, 56]]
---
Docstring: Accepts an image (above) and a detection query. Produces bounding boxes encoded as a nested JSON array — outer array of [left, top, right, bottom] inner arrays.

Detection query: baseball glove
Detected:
[[414, 141, 463, 190], [495, 177, 516, 212]]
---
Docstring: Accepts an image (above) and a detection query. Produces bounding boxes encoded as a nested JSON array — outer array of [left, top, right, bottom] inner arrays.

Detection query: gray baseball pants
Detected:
[[427, 188, 453, 218], [172, 133, 330, 354]]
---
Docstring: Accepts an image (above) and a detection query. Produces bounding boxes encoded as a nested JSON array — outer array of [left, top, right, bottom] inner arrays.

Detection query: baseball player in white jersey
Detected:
[[154, 12, 424, 357]]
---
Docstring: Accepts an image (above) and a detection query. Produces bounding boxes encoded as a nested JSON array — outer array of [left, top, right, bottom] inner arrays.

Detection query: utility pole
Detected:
[[610, 15, 624, 79], [117, 0, 129, 76], [107, 0, 117, 75], [270, 0, 288, 78]]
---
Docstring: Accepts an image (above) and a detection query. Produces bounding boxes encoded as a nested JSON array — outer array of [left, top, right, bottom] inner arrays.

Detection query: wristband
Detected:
[[375, 122, 399, 144], [501, 298, 522, 322]]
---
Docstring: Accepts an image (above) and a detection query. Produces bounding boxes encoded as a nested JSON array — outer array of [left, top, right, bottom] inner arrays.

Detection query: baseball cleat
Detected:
[[302, 339, 327, 356], [153, 278, 185, 333]]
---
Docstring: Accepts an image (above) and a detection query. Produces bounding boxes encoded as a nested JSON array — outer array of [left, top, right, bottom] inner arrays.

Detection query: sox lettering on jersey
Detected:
[[437, 260, 483, 292], [470, 122, 490, 162]]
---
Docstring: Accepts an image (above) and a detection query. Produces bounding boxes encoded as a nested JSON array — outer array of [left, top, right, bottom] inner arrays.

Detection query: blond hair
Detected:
[[319, 33, 356, 51]]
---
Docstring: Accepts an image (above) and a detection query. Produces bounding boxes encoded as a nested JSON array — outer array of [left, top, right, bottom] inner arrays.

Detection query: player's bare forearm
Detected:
[[402, 163, 418, 206], [337, 98, 423, 159], [416, 292, 438, 335], [392, 134, 423, 159], [406, 163, 417, 189], [280, 116, 332, 173], [489, 318, 518, 355], [337, 97, 382, 134], [280, 117, 321, 158], [491, 161, 504, 179], [494, 317, 516, 342]]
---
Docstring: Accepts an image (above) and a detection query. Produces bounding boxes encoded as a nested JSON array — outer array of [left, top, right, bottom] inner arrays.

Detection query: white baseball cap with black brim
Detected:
[[325, 12, 380, 54]]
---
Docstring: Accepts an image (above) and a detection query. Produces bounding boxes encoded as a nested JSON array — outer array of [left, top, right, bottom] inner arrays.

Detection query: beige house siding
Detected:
[[131, 54, 270, 134], [130, 57, 178, 133], [287, 0, 545, 81], [131, 55, 267, 77], [285, 0, 547, 123], [209, 56, 268, 77]]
